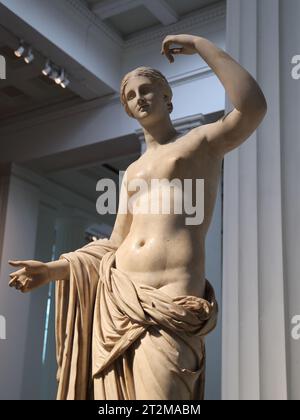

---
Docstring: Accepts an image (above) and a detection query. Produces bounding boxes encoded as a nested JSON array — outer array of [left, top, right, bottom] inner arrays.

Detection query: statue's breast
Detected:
[[132, 153, 187, 184], [127, 133, 208, 190]]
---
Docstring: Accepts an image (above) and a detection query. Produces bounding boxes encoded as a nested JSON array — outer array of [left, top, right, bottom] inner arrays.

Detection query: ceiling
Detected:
[[0, 0, 220, 123], [0, 41, 81, 123], [85, 0, 220, 38]]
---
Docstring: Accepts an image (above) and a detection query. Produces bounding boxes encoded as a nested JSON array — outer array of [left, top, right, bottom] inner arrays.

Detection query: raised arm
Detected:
[[161, 34, 267, 156]]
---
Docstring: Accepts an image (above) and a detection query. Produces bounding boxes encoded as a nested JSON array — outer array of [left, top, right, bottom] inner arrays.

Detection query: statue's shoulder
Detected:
[[124, 159, 144, 182]]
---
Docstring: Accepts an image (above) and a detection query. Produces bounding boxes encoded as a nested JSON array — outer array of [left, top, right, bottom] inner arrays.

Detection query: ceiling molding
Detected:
[[66, 0, 225, 49], [168, 65, 213, 87], [92, 0, 142, 20], [141, 0, 178, 26], [92, 0, 178, 26], [124, 1, 226, 48], [65, 0, 123, 45]]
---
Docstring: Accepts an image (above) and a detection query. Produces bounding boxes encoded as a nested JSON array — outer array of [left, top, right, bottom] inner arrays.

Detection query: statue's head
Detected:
[[120, 66, 173, 119]]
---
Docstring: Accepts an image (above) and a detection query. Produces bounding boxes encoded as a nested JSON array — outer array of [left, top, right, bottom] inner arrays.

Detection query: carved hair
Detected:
[[120, 66, 173, 117]]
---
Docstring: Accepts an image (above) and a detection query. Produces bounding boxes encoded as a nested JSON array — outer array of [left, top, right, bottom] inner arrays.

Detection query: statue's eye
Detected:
[[141, 86, 151, 94]]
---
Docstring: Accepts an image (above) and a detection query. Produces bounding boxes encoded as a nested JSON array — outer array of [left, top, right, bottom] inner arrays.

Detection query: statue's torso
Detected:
[[115, 129, 223, 298]]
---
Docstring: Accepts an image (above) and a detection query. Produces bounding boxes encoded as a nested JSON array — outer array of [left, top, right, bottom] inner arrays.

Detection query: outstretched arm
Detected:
[[8, 258, 70, 293], [8, 168, 133, 293], [161, 34, 267, 155]]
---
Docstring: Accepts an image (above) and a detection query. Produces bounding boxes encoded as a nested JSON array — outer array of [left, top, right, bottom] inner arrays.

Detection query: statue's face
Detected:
[[124, 75, 168, 121]]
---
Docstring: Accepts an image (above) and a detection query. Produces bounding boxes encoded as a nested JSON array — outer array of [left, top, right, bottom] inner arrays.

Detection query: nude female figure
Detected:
[[8, 34, 267, 299]]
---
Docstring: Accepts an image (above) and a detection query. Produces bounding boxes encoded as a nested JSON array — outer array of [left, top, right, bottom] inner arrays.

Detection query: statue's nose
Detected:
[[137, 97, 146, 105]]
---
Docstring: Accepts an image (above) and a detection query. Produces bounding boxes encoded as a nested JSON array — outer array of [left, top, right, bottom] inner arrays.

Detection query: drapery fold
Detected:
[[55, 238, 218, 400]]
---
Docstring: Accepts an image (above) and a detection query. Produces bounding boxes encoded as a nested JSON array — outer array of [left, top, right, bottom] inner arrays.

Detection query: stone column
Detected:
[[0, 164, 41, 399], [222, 0, 300, 400]]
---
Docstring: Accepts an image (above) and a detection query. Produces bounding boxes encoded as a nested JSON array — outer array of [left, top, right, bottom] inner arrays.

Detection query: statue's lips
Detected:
[[139, 105, 149, 112]]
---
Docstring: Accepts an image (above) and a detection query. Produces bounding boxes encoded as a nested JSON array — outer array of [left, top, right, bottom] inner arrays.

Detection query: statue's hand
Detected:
[[8, 260, 51, 293], [161, 34, 199, 63]]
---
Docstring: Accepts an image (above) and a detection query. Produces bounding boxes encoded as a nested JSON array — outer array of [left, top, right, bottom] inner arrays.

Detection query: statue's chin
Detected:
[[136, 111, 151, 120]]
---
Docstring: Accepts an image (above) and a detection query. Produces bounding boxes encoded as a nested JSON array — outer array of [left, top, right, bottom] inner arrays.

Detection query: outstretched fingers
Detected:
[[9, 275, 31, 292], [9, 275, 18, 287], [19, 278, 30, 293], [8, 260, 31, 268]]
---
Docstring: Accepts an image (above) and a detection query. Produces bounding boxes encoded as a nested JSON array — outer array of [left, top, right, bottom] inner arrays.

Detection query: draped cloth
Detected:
[[55, 238, 218, 400]]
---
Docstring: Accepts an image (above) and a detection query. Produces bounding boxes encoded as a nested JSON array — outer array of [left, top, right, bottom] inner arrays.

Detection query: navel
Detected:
[[137, 239, 146, 247]]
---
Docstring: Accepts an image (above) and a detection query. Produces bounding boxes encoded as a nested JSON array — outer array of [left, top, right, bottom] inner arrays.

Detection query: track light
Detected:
[[49, 69, 59, 80], [55, 69, 65, 84], [14, 38, 70, 89], [15, 40, 34, 64], [42, 59, 52, 76], [52, 67, 70, 89], [14, 40, 25, 58], [42, 59, 70, 89], [60, 76, 70, 89], [24, 48, 34, 64]]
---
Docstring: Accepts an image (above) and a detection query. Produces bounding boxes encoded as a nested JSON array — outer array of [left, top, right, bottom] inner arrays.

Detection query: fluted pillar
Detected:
[[223, 0, 299, 400], [0, 165, 41, 399]]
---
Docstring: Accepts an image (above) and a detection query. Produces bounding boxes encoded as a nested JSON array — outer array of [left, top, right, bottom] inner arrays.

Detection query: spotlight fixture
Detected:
[[14, 40, 25, 58], [55, 68, 65, 85], [60, 76, 70, 89], [41, 59, 70, 89], [24, 47, 34, 64], [49, 69, 59, 80], [42, 59, 52, 76]]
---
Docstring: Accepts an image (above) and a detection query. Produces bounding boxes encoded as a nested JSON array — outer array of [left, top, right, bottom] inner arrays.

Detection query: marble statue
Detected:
[[8, 34, 267, 400]]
